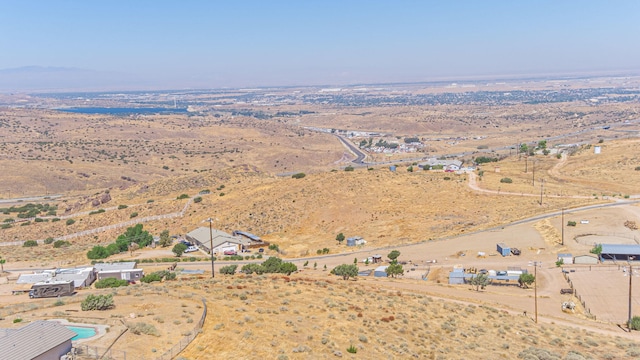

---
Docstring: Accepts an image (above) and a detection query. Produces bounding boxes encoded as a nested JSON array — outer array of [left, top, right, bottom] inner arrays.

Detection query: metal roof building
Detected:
[[93, 262, 137, 272], [600, 244, 640, 262], [186, 227, 251, 254], [0, 320, 76, 360]]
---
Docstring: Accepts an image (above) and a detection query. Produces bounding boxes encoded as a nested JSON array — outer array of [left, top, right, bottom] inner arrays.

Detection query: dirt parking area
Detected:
[[563, 264, 640, 323]]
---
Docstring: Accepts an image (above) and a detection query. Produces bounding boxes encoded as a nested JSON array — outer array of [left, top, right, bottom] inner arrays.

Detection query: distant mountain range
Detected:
[[0, 66, 146, 92]]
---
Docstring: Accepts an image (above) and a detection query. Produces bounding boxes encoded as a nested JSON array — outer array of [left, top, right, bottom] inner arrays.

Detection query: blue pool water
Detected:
[[67, 326, 96, 340]]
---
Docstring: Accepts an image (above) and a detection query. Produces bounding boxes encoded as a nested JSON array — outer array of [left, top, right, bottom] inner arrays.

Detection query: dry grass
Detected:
[[179, 274, 638, 359]]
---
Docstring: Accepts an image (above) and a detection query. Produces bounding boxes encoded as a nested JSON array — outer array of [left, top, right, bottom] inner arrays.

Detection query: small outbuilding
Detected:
[[497, 243, 510, 257], [374, 266, 389, 277], [557, 253, 573, 265], [573, 255, 598, 265], [448, 268, 465, 285]]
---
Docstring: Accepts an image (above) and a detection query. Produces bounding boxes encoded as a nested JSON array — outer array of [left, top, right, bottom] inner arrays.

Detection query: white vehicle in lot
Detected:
[[184, 245, 199, 253]]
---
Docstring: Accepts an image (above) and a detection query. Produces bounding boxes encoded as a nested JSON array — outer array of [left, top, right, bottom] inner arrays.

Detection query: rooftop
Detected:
[[0, 320, 76, 360]]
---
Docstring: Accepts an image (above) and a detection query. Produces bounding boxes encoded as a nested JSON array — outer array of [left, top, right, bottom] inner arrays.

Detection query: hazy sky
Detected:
[[1, 1, 639, 89]]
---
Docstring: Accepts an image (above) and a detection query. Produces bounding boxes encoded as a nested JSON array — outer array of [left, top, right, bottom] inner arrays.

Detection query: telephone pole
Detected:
[[561, 208, 565, 246], [630, 264, 633, 331], [534, 264, 538, 324]]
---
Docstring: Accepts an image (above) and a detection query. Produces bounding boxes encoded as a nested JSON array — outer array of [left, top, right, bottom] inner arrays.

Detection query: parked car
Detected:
[[496, 271, 507, 276], [258, 248, 264, 253], [184, 245, 198, 253], [511, 248, 521, 256], [223, 250, 237, 255]]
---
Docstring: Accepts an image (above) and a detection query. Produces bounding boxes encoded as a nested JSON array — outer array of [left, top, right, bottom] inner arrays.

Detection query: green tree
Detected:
[[220, 264, 238, 275], [387, 250, 401, 262], [0, 257, 5, 274], [519, 143, 529, 154], [87, 245, 111, 259], [332, 264, 359, 280], [241, 263, 265, 275], [537, 140, 547, 150], [407, 166, 414, 172], [336, 232, 345, 244], [158, 230, 172, 247], [630, 316, 640, 331], [590, 244, 603, 255], [344, 165, 354, 172], [172, 243, 187, 257], [44, 237, 55, 244], [177, 194, 189, 200], [518, 273, 535, 288], [65, 219, 75, 226], [263, 257, 283, 273], [469, 273, 490, 291], [386, 263, 404, 278], [115, 224, 153, 252], [555, 258, 564, 267], [291, 173, 306, 179], [279, 262, 298, 275]]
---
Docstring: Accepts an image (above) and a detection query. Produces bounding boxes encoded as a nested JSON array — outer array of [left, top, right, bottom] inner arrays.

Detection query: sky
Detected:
[[1, 1, 639, 90]]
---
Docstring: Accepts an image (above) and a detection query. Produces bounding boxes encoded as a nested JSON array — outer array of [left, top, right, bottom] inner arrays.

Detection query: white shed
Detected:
[[374, 266, 389, 278], [558, 253, 573, 264], [573, 255, 598, 265]]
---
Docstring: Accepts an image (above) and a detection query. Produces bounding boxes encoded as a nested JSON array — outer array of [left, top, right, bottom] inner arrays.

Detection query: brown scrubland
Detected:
[[0, 79, 640, 359]]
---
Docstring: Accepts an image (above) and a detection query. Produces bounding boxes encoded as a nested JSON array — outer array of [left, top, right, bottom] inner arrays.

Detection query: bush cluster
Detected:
[[128, 322, 160, 336], [53, 240, 71, 248], [141, 270, 176, 283], [95, 278, 129, 289], [241, 257, 297, 275], [81, 294, 114, 311]]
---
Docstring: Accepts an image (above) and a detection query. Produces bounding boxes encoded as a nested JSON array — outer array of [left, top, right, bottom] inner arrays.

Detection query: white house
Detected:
[[186, 227, 251, 255]]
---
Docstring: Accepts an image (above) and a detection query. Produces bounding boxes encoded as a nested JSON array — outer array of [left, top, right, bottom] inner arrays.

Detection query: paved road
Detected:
[[334, 134, 366, 164]]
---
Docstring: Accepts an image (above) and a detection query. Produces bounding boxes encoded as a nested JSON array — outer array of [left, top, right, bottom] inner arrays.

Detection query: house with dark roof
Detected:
[[0, 320, 76, 360]]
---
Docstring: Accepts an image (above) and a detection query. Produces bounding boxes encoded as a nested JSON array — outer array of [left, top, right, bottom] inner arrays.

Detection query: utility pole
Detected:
[[630, 264, 633, 331], [534, 264, 538, 324], [561, 208, 565, 246], [525, 156, 528, 173], [532, 160, 535, 186], [206, 218, 215, 278], [539, 179, 544, 205]]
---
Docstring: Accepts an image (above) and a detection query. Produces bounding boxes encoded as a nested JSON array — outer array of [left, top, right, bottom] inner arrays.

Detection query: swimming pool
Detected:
[[66, 326, 96, 341]]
